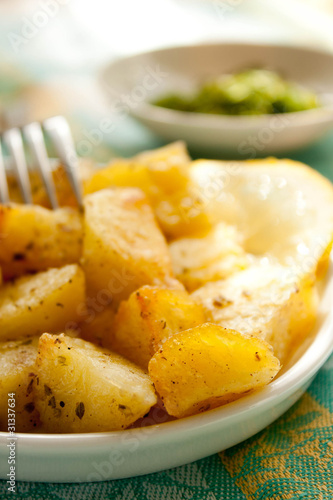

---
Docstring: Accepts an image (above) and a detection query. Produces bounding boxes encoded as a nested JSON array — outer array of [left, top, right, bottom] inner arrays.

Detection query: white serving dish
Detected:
[[102, 43, 333, 156], [0, 257, 332, 483]]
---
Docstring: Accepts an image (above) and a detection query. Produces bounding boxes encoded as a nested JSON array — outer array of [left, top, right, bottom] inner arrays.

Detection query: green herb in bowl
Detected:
[[153, 69, 320, 116]]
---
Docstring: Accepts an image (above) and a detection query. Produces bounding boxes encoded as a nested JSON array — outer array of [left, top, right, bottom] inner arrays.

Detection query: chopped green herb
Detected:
[[153, 69, 319, 116]]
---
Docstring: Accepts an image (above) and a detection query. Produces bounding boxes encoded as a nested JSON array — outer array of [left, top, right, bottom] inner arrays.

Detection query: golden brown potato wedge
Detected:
[[0, 337, 40, 432], [134, 140, 191, 165], [110, 285, 206, 369], [79, 306, 116, 346], [85, 142, 212, 239], [0, 204, 82, 279], [85, 141, 190, 196], [192, 264, 318, 363], [153, 191, 212, 240], [82, 188, 180, 307], [169, 222, 249, 291], [0, 264, 85, 341], [32, 333, 157, 432], [7, 160, 94, 209], [148, 323, 280, 418]]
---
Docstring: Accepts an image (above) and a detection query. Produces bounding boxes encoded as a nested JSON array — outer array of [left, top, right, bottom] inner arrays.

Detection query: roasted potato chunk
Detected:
[[153, 192, 212, 240], [0, 204, 82, 279], [7, 161, 94, 209], [134, 140, 190, 165], [149, 323, 280, 418], [85, 142, 212, 239], [0, 337, 40, 432], [110, 286, 206, 369], [33, 333, 157, 432], [169, 223, 249, 291], [79, 306, 116, 346], [85, 141, 190, 196], [193, 264, 318, 363], [82, 188, 180, 307], [0, 264, 85, 341]]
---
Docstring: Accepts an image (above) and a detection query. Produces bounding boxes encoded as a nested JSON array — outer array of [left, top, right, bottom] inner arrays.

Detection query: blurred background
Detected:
[[1, 0, 333, 161]]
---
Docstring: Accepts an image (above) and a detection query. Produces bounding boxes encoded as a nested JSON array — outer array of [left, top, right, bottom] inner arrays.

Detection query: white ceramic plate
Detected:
[[102, 43, 333, 156], [0, 258, 333, 483]]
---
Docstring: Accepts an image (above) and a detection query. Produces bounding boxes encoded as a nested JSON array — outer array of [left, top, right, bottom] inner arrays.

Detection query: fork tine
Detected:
[[0, 140, 10, 204], [43, 116, 83, 209], [23, 122, 59, 209], [3, 128, 32, 204]]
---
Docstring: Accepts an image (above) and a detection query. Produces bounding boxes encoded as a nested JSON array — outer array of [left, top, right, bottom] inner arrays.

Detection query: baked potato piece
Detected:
[[0, 204, 82, 279], [136, 143, 210, 239], [0, 337, 40, 432], [134, 140, 191, 165], [110, 286, 206, 369], [85, 142, 212, 239], [148, 323, 280, 418], [7, 160, 94, 209], [169, 222, 249, 291], [82, 188, 180, 307], [85, 141, 190, 195], [32, 333, 157, 432], [153, 192, 212, 240], [79, 306, 116, 346], [192, 264, 318, 363], [0, 264, 85, 341]]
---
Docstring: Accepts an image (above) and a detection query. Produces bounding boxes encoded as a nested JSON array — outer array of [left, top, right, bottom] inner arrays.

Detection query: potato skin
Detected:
[[82, 188, 180, 308], [0, 337, 40, 432], [0, 204, 82, 279], [0, 264, 85, 341], [110, 285, 206, 369], [33, 333, 157, 433], [148, 323, 280, 418]]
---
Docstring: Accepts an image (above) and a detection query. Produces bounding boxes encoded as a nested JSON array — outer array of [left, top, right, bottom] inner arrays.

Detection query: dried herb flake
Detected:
[[75, 402, 85, 420]]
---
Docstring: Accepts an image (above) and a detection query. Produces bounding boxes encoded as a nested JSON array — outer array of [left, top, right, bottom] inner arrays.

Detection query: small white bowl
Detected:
[[102, 43, 333, 156]]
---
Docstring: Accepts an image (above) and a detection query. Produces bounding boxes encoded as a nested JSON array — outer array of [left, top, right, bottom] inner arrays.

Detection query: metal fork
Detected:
[[0, 116, 83, 209]]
